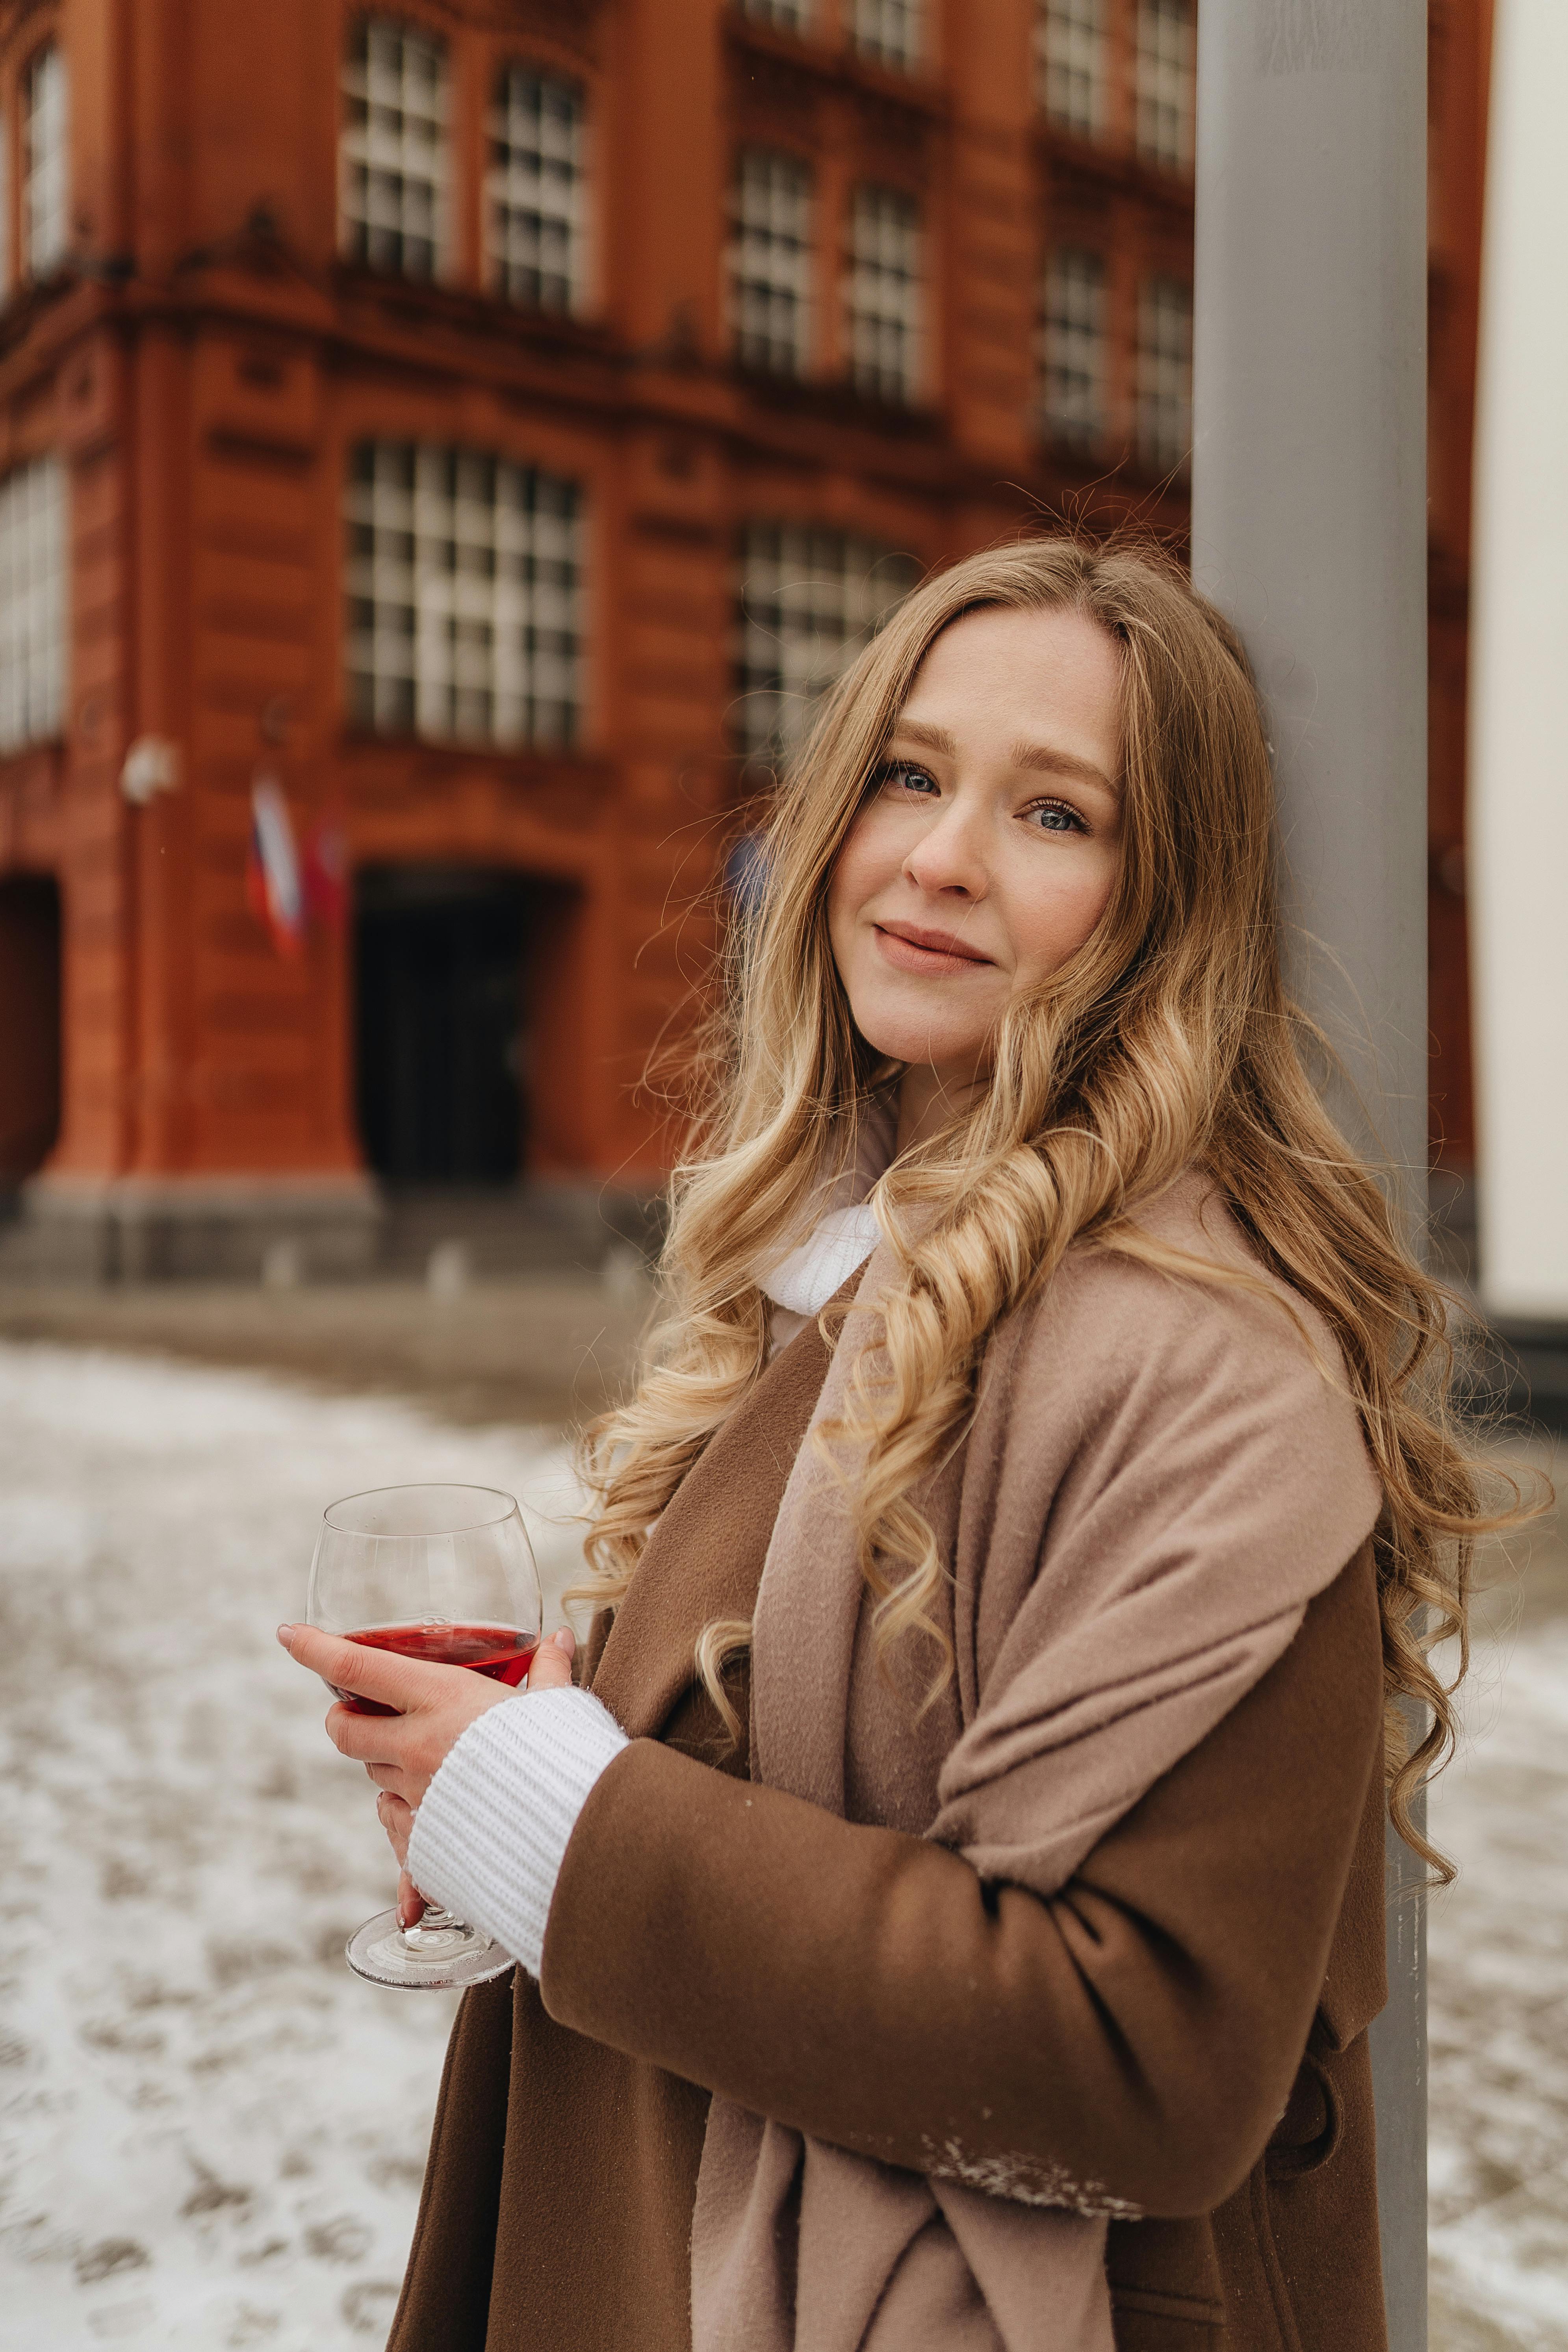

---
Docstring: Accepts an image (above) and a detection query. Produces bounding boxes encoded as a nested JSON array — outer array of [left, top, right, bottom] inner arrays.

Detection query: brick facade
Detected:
[[0, 0, 1470, 1265]]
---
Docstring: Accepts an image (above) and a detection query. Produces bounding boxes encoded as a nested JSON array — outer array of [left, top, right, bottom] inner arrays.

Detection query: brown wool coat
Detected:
[[389, 1191, 1392, 2352]]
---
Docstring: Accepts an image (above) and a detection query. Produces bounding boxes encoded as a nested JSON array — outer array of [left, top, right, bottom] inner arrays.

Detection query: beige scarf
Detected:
[[689, 1178, 1384, 2351]]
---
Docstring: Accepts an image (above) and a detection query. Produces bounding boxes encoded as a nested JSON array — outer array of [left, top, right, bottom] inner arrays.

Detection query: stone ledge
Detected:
[[2, 1175, 385, 1285]]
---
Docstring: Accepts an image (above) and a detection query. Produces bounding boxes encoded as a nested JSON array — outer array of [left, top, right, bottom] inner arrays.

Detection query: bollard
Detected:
[[427, 1240, 471, 1300]]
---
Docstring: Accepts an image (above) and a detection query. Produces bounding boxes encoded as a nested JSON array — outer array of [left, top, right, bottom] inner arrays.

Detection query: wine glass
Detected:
[[308, 1482, 542, 1990]]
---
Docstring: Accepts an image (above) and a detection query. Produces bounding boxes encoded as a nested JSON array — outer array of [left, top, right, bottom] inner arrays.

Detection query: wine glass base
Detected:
[[345, 1906, 516, 1991]]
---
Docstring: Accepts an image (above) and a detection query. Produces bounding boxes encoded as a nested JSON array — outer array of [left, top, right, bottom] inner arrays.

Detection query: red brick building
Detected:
[[1426, 0, 1490, 1188], [0, 0, 1471, 1276]]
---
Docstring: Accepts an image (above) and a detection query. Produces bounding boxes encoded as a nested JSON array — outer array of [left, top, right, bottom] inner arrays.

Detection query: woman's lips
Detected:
[[872, 922, 994, 976]]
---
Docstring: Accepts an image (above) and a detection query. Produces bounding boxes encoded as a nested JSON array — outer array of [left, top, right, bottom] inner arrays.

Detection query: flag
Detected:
[[246, 772, 304, 957], [304, 807, 349, 932]]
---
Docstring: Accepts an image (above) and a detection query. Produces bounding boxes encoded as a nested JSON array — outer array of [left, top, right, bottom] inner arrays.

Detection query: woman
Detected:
[[281, 538, 1491, 2351]]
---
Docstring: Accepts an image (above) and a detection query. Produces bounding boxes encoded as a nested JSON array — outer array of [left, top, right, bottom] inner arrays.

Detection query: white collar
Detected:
[[758, 1202, 881, 1316], [756, 1092, 897, 1315]]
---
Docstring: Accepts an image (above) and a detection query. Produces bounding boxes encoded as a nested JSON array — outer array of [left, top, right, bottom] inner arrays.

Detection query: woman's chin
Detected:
[[851, 1015, 991, 1079]]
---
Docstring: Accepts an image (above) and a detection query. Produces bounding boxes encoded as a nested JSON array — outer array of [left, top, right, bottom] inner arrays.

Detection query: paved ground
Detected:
[[0, 1284, 1560, 2348]]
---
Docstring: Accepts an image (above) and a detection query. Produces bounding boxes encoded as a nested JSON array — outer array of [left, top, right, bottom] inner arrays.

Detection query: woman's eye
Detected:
[[1024, 800, 1086, 835], [877, 760, 940, 797]]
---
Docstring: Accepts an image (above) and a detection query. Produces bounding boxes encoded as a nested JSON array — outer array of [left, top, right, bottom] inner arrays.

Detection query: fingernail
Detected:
[[276, 1624, 295, 1645], [555, 1627, 575, 1653]]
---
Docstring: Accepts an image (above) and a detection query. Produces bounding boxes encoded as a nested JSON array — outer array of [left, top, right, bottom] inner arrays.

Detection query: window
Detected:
[[345, 443, 583, 746], [1136, 275, 1192, 473], [0, 458, 67, 753], [1040, 247, 1107, 451], [740, 0, 815, 28], [1135, 0, 1194, 171], [486, 67, 586, 313], [340, 19, 449, 279], [25, 45, 69, 279], [844, 186, 921, 405], [1037, 0, 1106, 138], [850, 0, 923, 71], [735, 523, 917, 755], [729, 150, 814, 376]]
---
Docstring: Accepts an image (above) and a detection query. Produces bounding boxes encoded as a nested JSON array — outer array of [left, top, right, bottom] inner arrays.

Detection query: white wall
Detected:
[[1469, 0, 1568, 1321]]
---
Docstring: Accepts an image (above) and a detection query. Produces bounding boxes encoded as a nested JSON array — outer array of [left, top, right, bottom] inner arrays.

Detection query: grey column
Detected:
[[1189, 5, 1429, 2349]]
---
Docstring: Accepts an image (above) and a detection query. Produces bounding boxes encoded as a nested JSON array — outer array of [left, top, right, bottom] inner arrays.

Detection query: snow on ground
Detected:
[[1429, 1608, 1568, 2351], [0, 1343, 585, 2352], [0, 1337, 1561, 2349]]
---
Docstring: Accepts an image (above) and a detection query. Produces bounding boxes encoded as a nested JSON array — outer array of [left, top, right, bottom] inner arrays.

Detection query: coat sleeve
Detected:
[[537, 1542, 1384, 2219]]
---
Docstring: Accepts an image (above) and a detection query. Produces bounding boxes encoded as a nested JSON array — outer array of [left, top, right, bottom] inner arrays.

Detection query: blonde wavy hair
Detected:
[[577, 533, 1521, 1879]]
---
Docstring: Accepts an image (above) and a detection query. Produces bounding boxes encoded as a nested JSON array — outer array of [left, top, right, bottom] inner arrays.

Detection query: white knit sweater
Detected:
[[405, 1207, 880, 1975]]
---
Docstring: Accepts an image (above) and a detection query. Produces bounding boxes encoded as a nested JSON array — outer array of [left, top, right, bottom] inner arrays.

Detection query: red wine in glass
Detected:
[[336, 1622, 540, 1714], [306, 1484, 543, 1990]]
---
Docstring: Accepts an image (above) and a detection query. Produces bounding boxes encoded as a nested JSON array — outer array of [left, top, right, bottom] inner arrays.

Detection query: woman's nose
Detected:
[[902, 801, 990, 898]]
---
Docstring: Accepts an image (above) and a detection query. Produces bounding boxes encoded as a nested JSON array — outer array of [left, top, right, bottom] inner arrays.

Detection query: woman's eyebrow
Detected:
[[1010, 740, 1119, 797], [891, 720, 958, 756]]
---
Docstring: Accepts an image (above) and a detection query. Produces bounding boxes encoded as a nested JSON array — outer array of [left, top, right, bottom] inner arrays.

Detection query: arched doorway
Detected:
[[354, 865, 582, 1187], [0, 874, 61, 1181]]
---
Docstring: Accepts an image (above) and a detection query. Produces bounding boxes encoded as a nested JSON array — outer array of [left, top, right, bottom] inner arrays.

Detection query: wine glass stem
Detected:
[[405, 1903, 468, 1941]]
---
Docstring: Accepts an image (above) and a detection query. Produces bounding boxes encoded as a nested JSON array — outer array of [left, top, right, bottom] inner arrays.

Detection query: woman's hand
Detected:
[[276, 1621, 578, 1926]]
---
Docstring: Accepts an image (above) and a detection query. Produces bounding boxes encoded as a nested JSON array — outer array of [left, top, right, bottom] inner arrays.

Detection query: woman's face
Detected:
[[827, 603, 1124, 1111]]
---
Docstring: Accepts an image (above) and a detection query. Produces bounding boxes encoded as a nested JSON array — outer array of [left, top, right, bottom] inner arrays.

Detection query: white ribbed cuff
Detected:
[[406, 1686, 629, 1978]]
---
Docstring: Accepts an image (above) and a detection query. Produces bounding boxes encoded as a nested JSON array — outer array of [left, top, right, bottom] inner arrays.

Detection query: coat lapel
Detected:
[[588, 1314, 833, 1740]]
